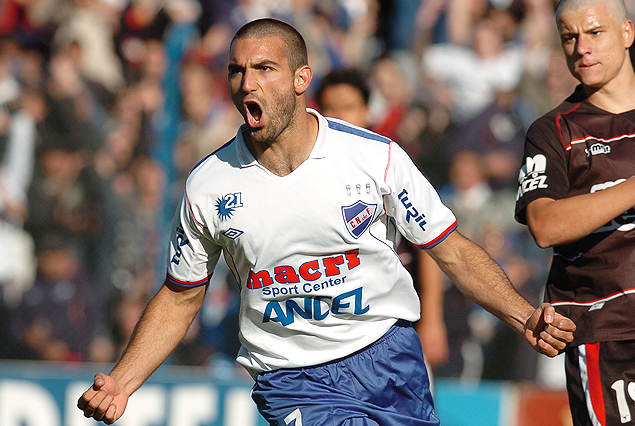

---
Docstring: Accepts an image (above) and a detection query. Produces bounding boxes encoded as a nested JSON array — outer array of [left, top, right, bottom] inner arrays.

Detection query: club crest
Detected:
[[342, 201, 377, 239]]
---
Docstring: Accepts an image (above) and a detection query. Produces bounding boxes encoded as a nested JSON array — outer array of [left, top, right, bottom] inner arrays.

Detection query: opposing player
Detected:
[[78, 18, 575, 426], [515, 0, 635, 424]]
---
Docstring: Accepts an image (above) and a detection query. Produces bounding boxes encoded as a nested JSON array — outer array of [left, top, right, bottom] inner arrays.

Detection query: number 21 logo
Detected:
[[215, 192, 243, 221]]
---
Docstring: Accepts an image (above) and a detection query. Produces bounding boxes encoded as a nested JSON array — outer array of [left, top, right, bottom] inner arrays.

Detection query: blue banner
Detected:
[[0, 361, 267, 426]]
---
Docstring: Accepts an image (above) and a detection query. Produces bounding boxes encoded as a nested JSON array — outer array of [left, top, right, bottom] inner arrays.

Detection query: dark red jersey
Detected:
[[515, 85, 635, 347]]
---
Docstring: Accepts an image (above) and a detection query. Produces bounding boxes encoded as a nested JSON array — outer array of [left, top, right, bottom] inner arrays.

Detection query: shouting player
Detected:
[[78, 18, 575, 426]]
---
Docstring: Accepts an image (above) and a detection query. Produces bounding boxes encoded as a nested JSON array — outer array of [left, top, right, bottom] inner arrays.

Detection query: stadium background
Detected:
[[1, 0, 629, 424]]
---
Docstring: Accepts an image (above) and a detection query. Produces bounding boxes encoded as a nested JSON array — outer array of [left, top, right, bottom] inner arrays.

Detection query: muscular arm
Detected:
[[526, 177, 635, 248], [78, 280, 207, 423], [112, 280, 207, 392], [426, 231, 575, 356]]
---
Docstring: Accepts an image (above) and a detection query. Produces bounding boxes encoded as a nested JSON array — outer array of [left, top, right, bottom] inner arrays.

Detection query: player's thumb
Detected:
[[93, 373, 119, 395], [541, 303, 555, 325]]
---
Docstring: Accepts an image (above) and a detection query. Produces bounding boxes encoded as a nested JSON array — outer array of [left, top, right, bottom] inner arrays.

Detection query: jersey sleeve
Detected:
[[165, 190, 222, 287], [515, 115, 570, 225], [384, 141, 457, 248]]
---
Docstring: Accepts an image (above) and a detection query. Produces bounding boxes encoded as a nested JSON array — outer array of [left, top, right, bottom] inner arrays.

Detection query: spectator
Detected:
[[25, 123, 103, 276], [174, 59, 243, 178], [0, 89, 44, 306], [314, 67, 371, 126], [393, 102, 451, 188], [421, 10, 524, 125], [53, 0, 126, 105], [11, 232, 114, 362], [412, 0, 489, 51], [368, 52, 419, 141]]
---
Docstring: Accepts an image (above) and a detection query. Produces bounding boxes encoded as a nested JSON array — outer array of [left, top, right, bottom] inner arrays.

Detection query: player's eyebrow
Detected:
[[253, 59, 281, 69], [228, 59, 281, 73], [561, 22, 605, 36]]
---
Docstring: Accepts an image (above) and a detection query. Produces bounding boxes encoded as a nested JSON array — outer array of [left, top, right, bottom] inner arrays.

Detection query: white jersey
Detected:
[[166, 109, 457, 373]]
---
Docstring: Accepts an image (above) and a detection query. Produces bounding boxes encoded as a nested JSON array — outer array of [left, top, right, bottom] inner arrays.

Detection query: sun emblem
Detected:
[[214, 192, 243, 221], [215, 196, 235, 220]]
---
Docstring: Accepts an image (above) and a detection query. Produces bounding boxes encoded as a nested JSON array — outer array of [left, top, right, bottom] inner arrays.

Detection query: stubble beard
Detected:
[[247, 86, 297, 146]]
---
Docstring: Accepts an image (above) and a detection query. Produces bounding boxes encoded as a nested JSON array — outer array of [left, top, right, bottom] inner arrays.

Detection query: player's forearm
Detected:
[[527, 176, 635, 248], [110, 282, 207, 396], [428, 232, 534, 335]]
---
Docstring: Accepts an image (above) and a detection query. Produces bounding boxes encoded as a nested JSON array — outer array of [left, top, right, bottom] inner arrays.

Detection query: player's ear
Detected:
[[624, 19, 634, 49], [295, 65, 312, 95]]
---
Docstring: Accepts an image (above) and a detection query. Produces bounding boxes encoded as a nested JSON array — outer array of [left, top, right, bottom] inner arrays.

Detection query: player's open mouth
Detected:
[[245, 101, 263, 128]]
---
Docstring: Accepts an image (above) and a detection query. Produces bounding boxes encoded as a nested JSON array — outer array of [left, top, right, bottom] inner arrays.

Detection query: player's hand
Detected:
[[77, 373, 129, 424], [416, 319, 449, 367], [523, 303, 576, 357]]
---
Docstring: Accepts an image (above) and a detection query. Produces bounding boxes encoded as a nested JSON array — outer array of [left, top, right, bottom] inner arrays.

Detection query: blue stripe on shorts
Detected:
[[251, 320, 440, 426]]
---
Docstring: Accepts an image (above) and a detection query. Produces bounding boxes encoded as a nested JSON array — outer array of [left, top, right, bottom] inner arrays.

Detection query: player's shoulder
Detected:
[[191, 137, 237, 171], [527, 86, 587, 138], [185, 136, 240, 195], [322, 116, 393, 153]]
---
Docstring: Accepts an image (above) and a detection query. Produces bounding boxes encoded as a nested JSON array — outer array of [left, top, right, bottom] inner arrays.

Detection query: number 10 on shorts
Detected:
[[611, 380, 634, 423]]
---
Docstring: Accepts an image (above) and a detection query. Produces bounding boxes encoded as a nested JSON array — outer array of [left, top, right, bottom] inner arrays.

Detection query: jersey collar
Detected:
[[236, 108, 327, 168]]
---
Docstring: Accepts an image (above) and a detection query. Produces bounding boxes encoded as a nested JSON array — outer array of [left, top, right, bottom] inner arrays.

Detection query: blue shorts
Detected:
[[251, 320, 440, 426]]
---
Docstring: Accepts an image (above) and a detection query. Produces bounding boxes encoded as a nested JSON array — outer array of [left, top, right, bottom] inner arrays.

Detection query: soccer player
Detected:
[[514, 0, 635, 424], [78, 18, 575, 426]]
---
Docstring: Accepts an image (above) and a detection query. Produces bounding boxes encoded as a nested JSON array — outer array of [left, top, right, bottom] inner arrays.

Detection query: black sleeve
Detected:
[[515, 112, 570, 224]]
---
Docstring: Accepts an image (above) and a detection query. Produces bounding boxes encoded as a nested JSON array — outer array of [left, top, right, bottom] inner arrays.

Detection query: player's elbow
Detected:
[[528, 224, 559, 249], [533, 234, 553, 249]]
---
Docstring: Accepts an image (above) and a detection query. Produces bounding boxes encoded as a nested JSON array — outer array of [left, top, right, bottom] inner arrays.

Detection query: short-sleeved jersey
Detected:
[[515, 86, 635, 347], [166, 109, 457, 373]]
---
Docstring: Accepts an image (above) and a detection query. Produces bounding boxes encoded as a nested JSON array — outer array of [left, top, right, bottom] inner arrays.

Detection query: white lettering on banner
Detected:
[[118, 385, 166, 426], [224, 388, 258, 426], [169, 385, 218, 426], [66, 382, 98, 426], [0, 379, 61, 426], [0, 378, 263, 426]]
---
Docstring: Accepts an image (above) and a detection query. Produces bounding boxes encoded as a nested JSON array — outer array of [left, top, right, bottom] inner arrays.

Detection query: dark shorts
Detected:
[[251, 320, 439, 426], [566, 340, 635, 426]]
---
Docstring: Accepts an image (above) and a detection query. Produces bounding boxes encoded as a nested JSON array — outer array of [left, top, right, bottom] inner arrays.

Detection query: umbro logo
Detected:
[[223, 228, 243, 239]]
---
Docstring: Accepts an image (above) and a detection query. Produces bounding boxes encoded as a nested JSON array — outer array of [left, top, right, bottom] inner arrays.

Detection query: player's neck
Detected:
[[585, 67, 635, 114], [246, 111, 319, 177]]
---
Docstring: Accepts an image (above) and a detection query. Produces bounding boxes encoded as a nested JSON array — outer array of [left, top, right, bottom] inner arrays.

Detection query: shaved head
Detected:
[[556, 0, 627, 24], [231, 18, 308, 73]]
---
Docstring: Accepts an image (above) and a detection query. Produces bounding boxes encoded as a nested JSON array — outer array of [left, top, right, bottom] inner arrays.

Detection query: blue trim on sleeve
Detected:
[[326, 119, 391, 144], [415, 221, 458, 249], [166, 273, 211, 288]]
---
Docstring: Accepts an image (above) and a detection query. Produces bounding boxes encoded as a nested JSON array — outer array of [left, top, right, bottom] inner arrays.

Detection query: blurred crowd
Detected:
[[0, 0, 608, 384]]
